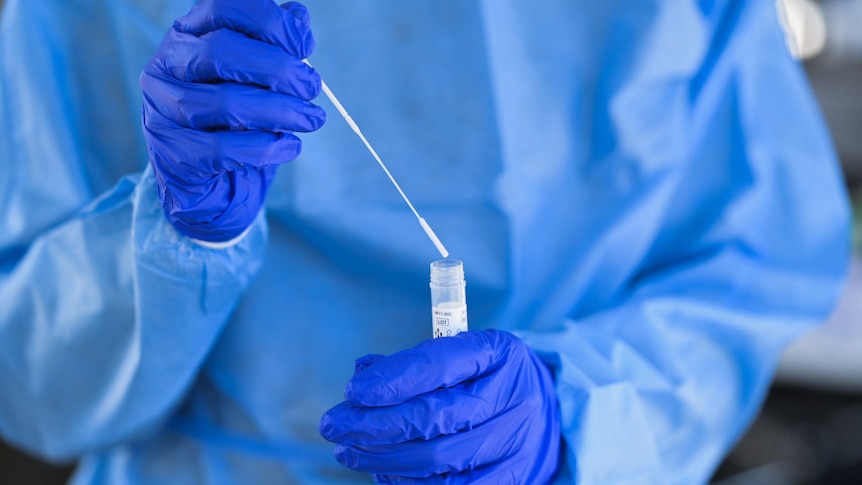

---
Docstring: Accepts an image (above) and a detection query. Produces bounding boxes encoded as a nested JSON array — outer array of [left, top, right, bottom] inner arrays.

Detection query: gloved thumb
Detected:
[[353, 354, 386, 376]]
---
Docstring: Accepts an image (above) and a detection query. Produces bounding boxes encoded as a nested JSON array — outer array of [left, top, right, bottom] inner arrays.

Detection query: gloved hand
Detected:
[[140, 0, 325, 243], [320, 330, 560, 484]]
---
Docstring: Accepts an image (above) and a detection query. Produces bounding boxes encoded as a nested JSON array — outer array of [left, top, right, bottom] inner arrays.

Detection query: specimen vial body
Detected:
[[430, 259, 468, 338]]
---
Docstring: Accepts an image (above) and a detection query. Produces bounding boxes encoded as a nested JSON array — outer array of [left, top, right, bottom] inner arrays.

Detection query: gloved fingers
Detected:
[[320, 385, 499, 446], [345, 330, 521, 406], [144, 108, 302, 177], [142, 72, 325, 133], [332, 400, 533, 477], [373, 459, 525, 485], [175, 0, 314, 58], [160, 29, 321, 99], [354, 354, 387, 375]]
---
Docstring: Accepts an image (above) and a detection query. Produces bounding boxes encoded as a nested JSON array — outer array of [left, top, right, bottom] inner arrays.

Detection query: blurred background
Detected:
[[1, 0, 861, 483]]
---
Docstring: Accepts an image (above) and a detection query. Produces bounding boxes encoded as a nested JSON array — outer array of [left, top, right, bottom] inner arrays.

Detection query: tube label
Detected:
[[432, 304, 468, 338]]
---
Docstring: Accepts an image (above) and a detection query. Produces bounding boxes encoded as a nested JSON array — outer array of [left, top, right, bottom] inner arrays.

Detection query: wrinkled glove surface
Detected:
[[141, 0, 324, 242], [321, 330, 560, 484]]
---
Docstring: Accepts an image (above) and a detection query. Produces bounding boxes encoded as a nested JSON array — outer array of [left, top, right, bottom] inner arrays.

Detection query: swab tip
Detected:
[[419, 217, 449, 259]]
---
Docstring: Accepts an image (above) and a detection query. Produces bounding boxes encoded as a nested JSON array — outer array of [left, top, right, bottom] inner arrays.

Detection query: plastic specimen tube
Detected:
[[430, 259, 468, 338]]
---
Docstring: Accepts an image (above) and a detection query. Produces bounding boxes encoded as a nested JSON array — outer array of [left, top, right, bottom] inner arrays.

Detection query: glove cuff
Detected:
[[190, 223, 255, 249]]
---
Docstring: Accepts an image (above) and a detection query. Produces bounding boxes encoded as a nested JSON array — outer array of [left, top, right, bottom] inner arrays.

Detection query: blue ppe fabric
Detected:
[[0, 0, 851, 484], [320, 330, 560, 483], [141, 0, 325, 243]]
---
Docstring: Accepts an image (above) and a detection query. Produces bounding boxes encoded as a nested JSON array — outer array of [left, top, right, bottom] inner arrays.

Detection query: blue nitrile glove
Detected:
[[140, 0, 325, 243], [320, 330, 560, 484]]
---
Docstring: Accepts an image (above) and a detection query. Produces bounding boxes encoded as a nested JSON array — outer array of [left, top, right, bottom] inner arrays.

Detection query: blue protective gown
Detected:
[[0, 0, 851, 484]]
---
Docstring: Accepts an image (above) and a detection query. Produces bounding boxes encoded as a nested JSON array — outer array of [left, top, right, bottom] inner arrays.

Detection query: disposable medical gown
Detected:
[[0, 0, 850, 483]]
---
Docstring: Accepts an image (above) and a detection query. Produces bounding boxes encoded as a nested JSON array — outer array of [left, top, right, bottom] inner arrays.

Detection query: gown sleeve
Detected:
[[516, 1, 851, 483], [0, 0, 265, 462]]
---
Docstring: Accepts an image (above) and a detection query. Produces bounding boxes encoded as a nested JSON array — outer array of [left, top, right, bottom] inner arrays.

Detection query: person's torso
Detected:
[[14, 1, 700, 482]]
